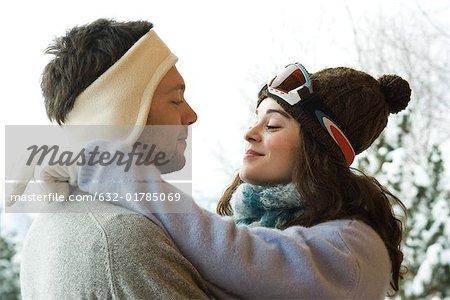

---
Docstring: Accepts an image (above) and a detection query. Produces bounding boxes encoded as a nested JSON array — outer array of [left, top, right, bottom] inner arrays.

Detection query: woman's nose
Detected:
[[244, 124, 261, 142]]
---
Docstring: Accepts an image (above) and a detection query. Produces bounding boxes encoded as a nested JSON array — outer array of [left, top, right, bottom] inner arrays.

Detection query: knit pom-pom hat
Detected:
[[258, 66, 411, 163]]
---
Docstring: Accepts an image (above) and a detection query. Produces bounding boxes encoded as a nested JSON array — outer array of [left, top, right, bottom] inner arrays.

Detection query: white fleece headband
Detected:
[[65, 29, 178, 144]]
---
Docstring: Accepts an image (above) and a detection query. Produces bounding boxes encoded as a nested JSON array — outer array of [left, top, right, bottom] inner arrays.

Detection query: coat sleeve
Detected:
[[93, 211, 211, 300]]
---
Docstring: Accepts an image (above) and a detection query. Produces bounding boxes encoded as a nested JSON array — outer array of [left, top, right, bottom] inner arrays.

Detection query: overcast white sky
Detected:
[[1, 0, 448, 233]]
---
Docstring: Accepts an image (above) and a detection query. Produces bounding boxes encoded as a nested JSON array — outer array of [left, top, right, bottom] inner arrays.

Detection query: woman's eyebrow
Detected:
[[265, 109, 291, 119]]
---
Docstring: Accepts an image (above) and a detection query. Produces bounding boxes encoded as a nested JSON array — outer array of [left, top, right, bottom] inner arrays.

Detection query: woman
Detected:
[[78, 63, 411, 299]]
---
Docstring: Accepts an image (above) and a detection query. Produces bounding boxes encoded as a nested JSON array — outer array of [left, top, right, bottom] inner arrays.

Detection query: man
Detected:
[[20, 18, 210, 299]]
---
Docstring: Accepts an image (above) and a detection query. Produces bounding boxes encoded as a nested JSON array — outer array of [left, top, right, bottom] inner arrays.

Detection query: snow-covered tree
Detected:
[[357, 112, 450, 299], [0, 232, 20, 300], [349, 3, 450, 297]]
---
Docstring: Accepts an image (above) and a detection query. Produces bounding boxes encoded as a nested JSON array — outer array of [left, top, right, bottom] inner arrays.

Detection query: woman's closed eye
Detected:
[[265, 124, 282, 130]]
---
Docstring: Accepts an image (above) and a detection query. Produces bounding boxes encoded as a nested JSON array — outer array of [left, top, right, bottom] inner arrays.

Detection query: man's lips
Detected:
[[177, 137, 187, 146], [178, 127, 189, 141], [177, 133, 187, 147], [178, 132, 188, 141]]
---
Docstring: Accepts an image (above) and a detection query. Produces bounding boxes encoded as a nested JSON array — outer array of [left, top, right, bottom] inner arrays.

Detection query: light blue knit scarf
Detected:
[[231, 183, 306, 229]]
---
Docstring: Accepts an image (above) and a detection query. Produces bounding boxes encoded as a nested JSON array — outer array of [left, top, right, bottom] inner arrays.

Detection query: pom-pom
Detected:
[[378, 74, 411, 114]]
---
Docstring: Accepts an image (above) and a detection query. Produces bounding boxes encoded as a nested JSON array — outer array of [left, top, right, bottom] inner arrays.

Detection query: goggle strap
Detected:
[[299, 94, 355, 166], [297, 86, 312, 101], [315, 111, 355, 166]]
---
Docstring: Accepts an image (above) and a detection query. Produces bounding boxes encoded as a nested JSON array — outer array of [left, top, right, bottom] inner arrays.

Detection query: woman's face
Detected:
[[239, 98, 300, 185]]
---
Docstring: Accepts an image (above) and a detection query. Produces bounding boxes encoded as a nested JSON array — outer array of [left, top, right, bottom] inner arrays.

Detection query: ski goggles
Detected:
[[262, 63, 356, 166], [266, 63, 313, 105]]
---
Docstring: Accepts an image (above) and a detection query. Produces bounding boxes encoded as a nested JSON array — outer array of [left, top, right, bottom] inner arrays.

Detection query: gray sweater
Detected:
[[20, 190, 210, 300], [78, 165, 392, 299]]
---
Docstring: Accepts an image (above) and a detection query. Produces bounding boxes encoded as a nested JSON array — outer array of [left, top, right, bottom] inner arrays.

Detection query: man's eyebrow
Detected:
[[167, 83, 185, 94], [256, 108, 291, 119]]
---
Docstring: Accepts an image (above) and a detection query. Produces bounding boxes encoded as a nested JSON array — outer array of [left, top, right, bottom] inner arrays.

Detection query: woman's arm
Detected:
[[78, 160, 389, 299]]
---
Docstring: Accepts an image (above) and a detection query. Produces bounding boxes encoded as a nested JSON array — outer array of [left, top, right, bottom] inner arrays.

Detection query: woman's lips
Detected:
[[244, 149, 264, 158]]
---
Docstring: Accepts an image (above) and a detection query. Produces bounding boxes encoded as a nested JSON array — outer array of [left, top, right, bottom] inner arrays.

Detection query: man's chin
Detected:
[[157, 154, 186, 174]]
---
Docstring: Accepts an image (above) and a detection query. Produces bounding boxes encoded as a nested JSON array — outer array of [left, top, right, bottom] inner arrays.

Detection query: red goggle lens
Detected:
[[270, 65, 307, 93]]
